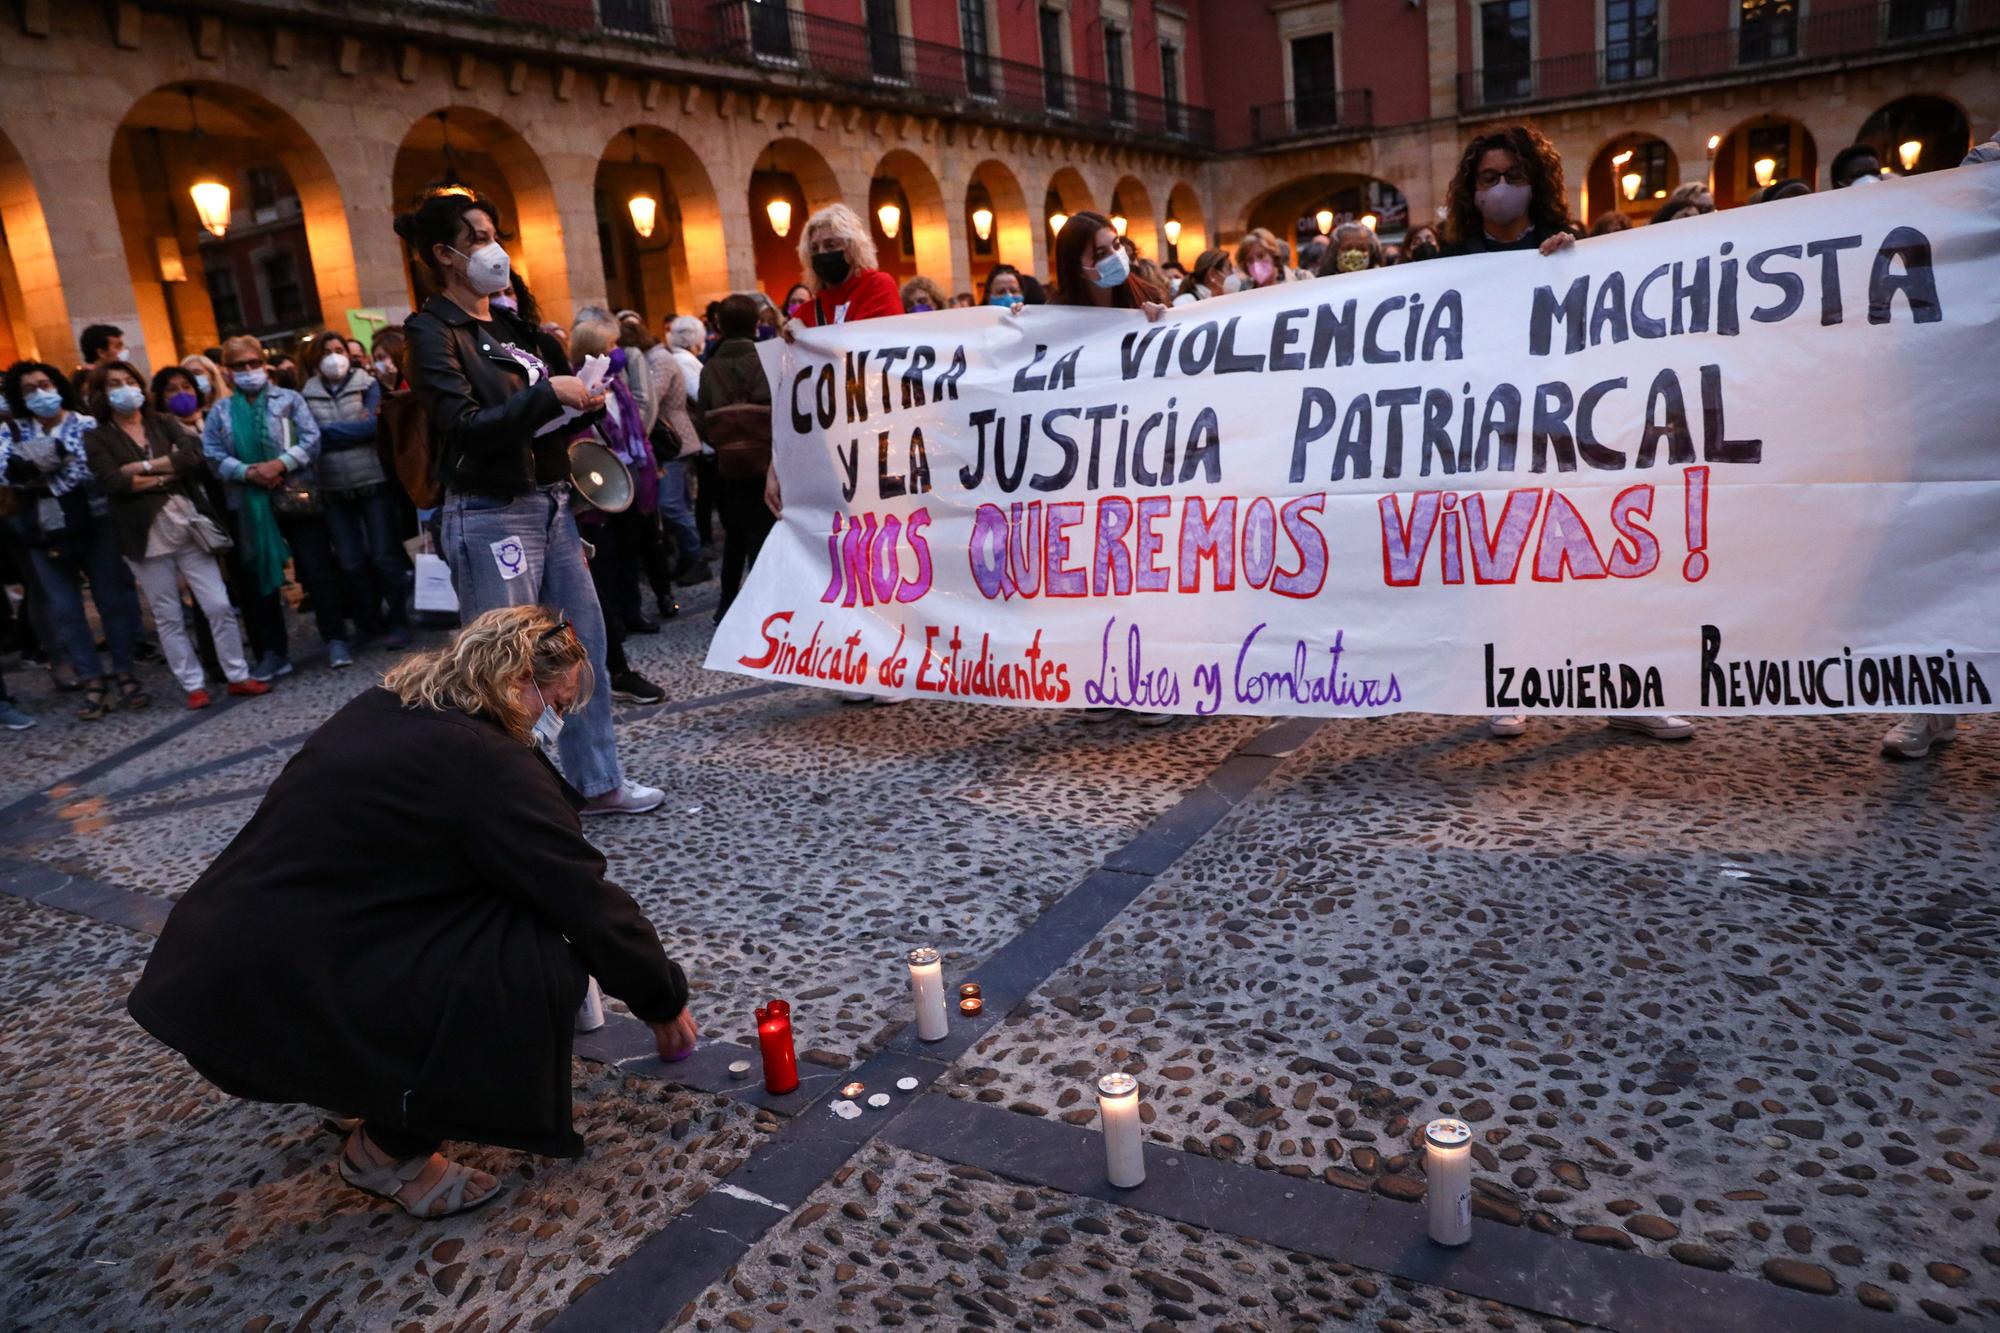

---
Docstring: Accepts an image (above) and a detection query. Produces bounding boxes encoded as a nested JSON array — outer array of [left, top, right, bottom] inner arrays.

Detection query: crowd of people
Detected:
[[1, 124, 1983, 769], [59, 118, 1990, 1228]]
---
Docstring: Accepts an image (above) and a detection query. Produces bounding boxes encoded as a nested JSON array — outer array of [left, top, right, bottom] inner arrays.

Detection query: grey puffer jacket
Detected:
[[301, 369, 389, 500]]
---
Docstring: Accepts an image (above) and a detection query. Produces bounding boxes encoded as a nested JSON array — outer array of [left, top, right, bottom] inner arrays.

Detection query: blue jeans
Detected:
[[325, 489, 409, 631], [441, 486, 622, 797], [29, 518, 143, 679], [657, 459, 703, 563]]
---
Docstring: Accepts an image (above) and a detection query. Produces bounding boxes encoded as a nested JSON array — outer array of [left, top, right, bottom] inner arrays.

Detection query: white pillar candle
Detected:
[[1425, 1117, 1473, 1246], [1097, 1072, 1146, 1188], [907, 947, 949, 1041]]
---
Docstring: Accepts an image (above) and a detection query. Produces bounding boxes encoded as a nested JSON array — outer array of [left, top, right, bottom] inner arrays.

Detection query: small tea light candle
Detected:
[[727, 1060, 752, 1080], [895, 1077, 920, 1092], [1097, 1072, 1146, 1188], [907, 947, 949, 1041], [1425, 1117, 1473, 1246], [959, 982, 982, 999], [959, 996, 984, 1016], [840, 1081, 866, 1099], [867, 1093, 890, 1109]]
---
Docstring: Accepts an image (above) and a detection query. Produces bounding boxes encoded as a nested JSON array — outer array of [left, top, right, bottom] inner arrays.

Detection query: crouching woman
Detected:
[[127, 605, 698, 1219]]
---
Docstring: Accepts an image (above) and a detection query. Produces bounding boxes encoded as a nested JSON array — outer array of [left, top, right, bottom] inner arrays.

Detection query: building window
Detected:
[[1160, 41, 1182, 132], [1481, 0, 1532, 103], [205, 261, 243, 332], [1738, 0, 1797, 63], [1104, 26, 1129, 123], [1886, 0, 1956, 38], [599, 0, 662, 37], [1290, 33, 1338, 128], [961, 0, 992, 94], [261, 250, 307, 326], [866, 0, 903, 80], [1747, 122, 1790, 184], [1604, 0, 1657, 82], [747, 0, 794, 61], [1040, 6, 1067, 113]]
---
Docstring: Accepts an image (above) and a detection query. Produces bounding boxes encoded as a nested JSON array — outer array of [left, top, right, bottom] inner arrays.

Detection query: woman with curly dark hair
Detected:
[[1441, 126, 1578, 258]]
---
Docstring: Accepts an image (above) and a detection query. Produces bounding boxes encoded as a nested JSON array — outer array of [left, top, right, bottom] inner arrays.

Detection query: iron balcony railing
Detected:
[[1249, 90, 1374, 146], [705, 1, 1214, 147], [1458, 0, 2000, 111]]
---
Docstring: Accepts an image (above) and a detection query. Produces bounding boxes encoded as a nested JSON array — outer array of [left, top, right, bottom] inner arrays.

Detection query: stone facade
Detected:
[[2, 1, 1994, 374]]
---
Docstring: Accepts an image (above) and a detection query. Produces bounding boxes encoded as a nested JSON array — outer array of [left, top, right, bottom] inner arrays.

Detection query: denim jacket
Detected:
[[200, 386, 321, 511]]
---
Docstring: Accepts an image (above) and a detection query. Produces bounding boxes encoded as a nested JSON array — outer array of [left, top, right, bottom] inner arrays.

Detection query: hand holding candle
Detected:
[[650, 1008, 699, 1063], [907, 947, 948, 1041], [1097, 1072, 1146, 1188]]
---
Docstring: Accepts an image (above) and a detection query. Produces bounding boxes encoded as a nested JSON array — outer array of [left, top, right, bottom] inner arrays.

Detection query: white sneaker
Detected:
[[1488, 713, 1528, 737], [580, 779, 666, 816], [575, 977, 606, 1032], [1881, 713, 1957, 759], [1078, 708, 1119, 725], [1134, 712, 1176, 728], [1607, 714, 1694, 741]]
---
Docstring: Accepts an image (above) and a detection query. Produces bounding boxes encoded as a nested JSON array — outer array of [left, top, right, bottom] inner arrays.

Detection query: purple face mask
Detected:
[[166, 390, 200, 417], [607, 347, 627, 374]]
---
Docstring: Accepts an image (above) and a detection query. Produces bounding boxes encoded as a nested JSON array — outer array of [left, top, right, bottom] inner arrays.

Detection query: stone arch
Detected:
[[964, 158, 1030, 297], [0, 124, 64, 363], [869, 148, 949, 291], [393, 106, 572, 319], [1164, 181, 1208, 266], [1243, 172, 1409, 259], [595, 123, 726, 325], [1855, 94, 1971, 177], [1582, 132, 1679, 226], [1107, 175, 1159, 260], [1044, 166, 1095, 232], [1711, 114, 1817, 205], [110, 81, 361, 362], [748, 138, 843, 298]]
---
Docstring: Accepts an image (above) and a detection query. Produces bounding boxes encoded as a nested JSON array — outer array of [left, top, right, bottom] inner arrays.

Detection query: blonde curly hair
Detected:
[[382, 605, 592, 744], [798, 203, 878, 290]]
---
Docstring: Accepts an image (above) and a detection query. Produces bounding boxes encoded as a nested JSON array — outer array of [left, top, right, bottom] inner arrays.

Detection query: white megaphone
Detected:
[[568, 439, 634, 514]]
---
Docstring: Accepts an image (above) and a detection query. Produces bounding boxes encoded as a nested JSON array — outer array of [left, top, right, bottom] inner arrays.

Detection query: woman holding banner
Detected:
[[1047, 212, 1174, 725], [1442, 128, 1693, 743]]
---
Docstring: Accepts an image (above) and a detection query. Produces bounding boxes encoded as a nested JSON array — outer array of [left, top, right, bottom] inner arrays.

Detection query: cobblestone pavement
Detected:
[[0, 589, 1994, 1331]]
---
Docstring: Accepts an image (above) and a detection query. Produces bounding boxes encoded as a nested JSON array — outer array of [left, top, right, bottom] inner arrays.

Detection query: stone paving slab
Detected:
[[0, 896, 764, 1332], [943, 712, 2000, 1327], [676, 1137, 1601, 1332]]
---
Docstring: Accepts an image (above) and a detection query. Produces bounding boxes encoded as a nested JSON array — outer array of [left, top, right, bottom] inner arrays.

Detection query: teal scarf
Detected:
[[228, 392, 290, 596]]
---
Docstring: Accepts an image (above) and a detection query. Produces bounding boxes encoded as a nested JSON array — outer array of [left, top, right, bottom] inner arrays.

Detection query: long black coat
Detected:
[[127, 688, 687, 1156]]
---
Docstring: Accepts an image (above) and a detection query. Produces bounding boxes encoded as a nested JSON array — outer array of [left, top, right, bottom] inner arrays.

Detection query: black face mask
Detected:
[[811, 251, 851, 287], [1409, 241, 1440, 262]]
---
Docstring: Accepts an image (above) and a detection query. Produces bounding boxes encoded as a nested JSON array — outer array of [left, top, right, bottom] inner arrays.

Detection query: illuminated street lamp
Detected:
[[1360, 212, 1378, 231], [971, 206, 994, 241], [1752, 156, 1777, 187], [1621, 171, 1643, 201], [1313, 207, 1334, 235], [1049, 210, 1069, 234], [1110, 213, 1128, 237], [877, 201, 901, 239], [624, 129, 658, 239], [182, 89, 231, 237], [766, 198, 793, 237], [1898, 139, 1922, 172], [1163, 216, 1181, 246]]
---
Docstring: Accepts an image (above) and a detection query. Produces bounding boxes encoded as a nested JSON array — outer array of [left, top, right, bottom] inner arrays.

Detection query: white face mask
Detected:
[[319, 352, 351, 382], [1089, 248, 1131, 289], [449, 241, 512, 296], [529, 679, 564, 749]]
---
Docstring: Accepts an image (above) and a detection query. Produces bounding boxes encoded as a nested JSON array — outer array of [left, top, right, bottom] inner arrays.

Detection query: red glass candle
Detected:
[[756, 1000, 800, 1095]]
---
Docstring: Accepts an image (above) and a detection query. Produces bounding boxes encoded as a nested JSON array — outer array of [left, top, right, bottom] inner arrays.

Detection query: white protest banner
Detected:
[[707, 165, 2000, 718]]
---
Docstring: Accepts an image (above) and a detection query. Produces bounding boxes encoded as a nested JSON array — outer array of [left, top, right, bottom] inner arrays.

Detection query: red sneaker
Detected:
[[185, 689, 211, 710], [227, 678, 271, 698]]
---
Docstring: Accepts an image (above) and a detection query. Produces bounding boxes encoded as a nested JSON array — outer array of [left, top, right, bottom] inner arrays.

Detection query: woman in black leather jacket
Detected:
[[397, 191, 662, 816]]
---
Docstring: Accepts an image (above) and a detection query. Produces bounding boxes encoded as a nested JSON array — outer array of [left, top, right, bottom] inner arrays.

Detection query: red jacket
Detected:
[[797, 268, 902, 327]]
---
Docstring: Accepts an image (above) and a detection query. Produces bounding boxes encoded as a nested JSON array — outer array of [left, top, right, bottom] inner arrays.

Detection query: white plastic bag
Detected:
[[412, 551, 459, 614]]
